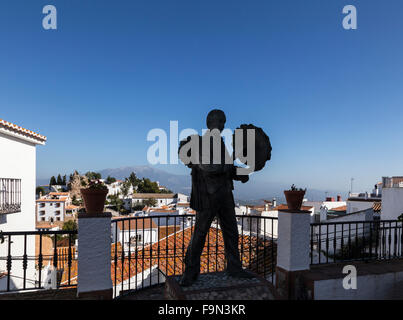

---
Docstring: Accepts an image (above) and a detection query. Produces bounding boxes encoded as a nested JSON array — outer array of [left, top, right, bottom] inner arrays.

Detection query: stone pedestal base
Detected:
[[275, 266, 312, 300], [77, 212, 113, 299], [164, 271, 277, 300], [77, 288, 113, 300]]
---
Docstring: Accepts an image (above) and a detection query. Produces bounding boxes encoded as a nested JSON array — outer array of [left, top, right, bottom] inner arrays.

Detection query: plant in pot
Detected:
[[80, 180, 108, 214], [284, 184, 307, 211]]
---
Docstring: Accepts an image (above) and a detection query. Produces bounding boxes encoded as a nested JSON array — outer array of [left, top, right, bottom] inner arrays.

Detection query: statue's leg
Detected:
[[183, 209, 215, 275], [217, 206, 243, 273]]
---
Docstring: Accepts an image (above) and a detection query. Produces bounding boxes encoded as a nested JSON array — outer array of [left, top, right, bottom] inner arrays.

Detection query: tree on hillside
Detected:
[[159, 188, 173, 194], [107, 193, 124, 212], [137, 178, 159, 193], [121, 179, 131, 200], [62, 175, 67, 185], [57, 174, 63, 185], [71, 195, 81, 206], [105, 176, 117, 184], [62, 220, 78, 241], [49, 176, 57, 186], [36, 186, 45, 197], [128, 172, 141, 188], [85, 171, 102, 181], [143, 198, 157, 207], [133, 204, 145, 211]]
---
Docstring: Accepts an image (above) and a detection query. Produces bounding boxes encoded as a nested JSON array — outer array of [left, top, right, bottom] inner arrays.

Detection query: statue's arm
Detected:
[[178, 137, 194, 168], [232, 166, 249, 183]]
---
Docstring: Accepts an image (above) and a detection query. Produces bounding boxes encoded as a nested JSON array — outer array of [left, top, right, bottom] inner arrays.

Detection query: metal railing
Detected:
[[310, 220, 403, 265], [0, 178, 21, 214], [0, 230, 77, 293], [111, 214, 277, 298]]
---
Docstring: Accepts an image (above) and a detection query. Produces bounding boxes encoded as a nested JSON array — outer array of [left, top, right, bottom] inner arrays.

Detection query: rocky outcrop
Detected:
[[67, 171, 89, 200]]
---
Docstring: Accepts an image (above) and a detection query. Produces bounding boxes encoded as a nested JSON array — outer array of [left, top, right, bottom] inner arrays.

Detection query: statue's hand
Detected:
[[232, 166, 249, 183]]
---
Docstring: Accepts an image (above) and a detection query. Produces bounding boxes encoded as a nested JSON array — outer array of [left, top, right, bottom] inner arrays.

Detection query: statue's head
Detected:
[[206, 109, 226, 132]]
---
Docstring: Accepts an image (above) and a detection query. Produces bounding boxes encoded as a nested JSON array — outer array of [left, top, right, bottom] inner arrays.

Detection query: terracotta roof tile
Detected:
[[373, 202, 382, 213], [113, 217, 157, 230], [66, 205, 79, 210], [0, 119, 46, 142], [57, 226, 277, 288], [132, 193, 176, 199], [274, 204, 313, 211], [329, 205, 347, 212], [49, 192, 69, 196], [110, 226, 276, 286]]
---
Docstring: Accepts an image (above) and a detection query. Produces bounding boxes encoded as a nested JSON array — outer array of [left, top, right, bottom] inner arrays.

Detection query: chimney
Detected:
[[272, 198, 277, 208], [337, 195, 342, 202]]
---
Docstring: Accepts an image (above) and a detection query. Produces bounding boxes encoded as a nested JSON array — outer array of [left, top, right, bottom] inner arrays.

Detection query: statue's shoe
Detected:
[[226, 269, 254, 279], [179, 272, 199, 287]]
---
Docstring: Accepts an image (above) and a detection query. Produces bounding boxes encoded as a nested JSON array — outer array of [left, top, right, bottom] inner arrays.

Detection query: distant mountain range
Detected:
[[37, 165, 348, 205]]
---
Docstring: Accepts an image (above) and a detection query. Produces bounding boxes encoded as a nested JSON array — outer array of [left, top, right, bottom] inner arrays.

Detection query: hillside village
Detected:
[[3, 117, 403, 300], [35, 171, 182, 230]]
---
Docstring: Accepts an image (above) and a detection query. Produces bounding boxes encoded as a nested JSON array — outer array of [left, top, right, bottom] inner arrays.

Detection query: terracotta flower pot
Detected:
[[284, 190, 306, 211], [80, 188, 108, 214]]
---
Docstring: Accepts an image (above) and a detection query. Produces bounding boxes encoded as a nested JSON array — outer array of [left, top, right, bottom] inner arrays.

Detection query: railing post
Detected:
[[276, 209, 311, 300], [77, 212, 112, 299]]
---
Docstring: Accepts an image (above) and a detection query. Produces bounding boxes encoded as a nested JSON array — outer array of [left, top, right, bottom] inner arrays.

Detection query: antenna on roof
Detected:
[[350, 177, 354, 194]]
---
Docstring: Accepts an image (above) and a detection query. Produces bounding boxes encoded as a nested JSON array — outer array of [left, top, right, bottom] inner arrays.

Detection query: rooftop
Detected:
[[0, 118, 47, 144], [273, 204, 314, 211], [57, 225, 276, 288], [113, 217, 158, 230], [36, 198, 66, 203], [328, 205, 347, 212], [132, 193, 176, 199]]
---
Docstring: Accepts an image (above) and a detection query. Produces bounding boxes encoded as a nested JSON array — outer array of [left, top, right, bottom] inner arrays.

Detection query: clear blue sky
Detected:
[[1, 0, 403, 193]]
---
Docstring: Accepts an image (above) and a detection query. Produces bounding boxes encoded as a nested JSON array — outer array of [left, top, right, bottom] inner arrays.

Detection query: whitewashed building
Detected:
[[36, 199, 66, 223], [35, 192, 71, 224], [131, 193, 177, 208], [347, 194, 381, 215], [259, 204, 315, 239], [381, 176, 403, 220], [0, 119, 46, 291], [112, 217, 158, 250]]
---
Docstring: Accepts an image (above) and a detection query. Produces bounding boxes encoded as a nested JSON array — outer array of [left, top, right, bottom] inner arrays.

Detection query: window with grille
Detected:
[[0, 178, 21, 214]]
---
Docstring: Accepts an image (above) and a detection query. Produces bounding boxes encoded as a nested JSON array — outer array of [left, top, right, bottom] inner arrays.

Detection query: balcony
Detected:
[[111, 214, 278, 298], [0, 178, 21, 214], [3, 212, 403, 300]]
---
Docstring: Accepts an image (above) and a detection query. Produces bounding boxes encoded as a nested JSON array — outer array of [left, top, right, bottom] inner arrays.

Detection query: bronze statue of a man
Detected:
[[178, 109, 254, 286]]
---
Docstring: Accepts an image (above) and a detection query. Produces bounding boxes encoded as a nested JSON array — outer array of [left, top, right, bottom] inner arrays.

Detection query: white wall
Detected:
[[176, 193, 189, 203], [261, 210, 278, 239], [132, 197, 175, 207], [117, 228, 158, 249], [314, 270, 403, 300], [322, 201, 346, 210], [114, 265, 163, 297], [347, 200, 375, 214], [382, 188, 403, 220], [311, 209, 374, 262], [0, 132, 37, 291]]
